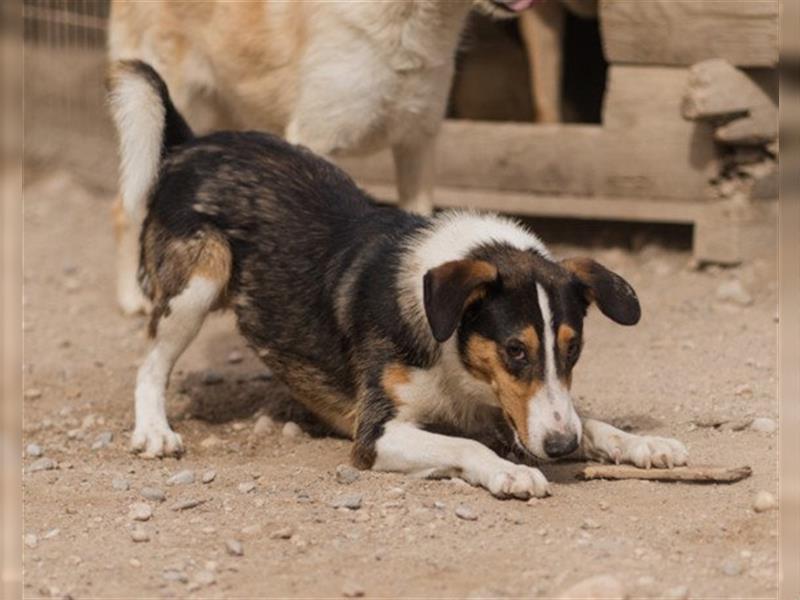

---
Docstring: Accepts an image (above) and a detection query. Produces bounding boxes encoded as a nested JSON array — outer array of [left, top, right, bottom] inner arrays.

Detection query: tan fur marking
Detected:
[[557, 324, 576, 389], [382, 363, 411, 406], [464, 334, 542, 444], [520, 325, 540, 356], [111, 195, 127, 243]]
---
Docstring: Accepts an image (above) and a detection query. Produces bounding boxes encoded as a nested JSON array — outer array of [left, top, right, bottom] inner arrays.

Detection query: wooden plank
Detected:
[[599, 0, 779, 67]]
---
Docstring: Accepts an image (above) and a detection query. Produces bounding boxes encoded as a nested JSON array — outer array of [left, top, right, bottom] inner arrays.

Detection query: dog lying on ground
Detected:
[[108, 60, 688, 499], [108, 0, 539, 315]]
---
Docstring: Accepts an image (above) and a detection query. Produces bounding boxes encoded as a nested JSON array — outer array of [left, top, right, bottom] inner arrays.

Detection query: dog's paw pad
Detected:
[[131, 426, 183, 458]]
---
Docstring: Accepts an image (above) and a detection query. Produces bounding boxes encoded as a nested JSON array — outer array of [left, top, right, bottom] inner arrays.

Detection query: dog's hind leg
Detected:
[[112, 195, 151, 315], [131, 233, 231, 458]]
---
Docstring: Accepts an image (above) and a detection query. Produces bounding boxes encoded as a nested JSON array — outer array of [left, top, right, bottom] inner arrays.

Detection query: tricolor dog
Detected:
[[108, 61, 688, 499]]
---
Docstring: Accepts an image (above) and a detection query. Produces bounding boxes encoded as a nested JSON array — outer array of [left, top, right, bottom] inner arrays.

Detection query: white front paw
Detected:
[[131, 423, 184, 458], [486, 464, 551, 499], [602, 433, 688, 469]]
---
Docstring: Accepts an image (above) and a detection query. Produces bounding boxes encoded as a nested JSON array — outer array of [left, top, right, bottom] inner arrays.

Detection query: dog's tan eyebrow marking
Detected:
[[557, 324, 576, 349], [520, 325, 540, 355]]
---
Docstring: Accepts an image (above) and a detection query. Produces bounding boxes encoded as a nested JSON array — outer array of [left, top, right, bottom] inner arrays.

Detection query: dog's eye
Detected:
[[566, 338, 582, 366], [505, 340, 528, 364]]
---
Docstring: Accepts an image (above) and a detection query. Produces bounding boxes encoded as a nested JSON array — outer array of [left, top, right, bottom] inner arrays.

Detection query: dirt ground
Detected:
[[21, 169, 778, 599]]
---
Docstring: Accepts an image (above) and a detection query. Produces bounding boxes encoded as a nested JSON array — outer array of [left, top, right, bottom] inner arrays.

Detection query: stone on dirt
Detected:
[[750, 417, 776, 433], [24, 533, 38, 548], [202, 470, 217, 484], [238, 481, 256, 494], [663, 585, 690, 600], [227, 350, 244, 364], [140, 487, 166, 502], [91, 431, 113, 450], [28, 457, 57, 473], [171, 499, 206, 511], [330, 494, 363, 510], [24, 388, 43, 400], [130, 526, 150, 543], [282, 421, 302, 438], [270, 527, 294, 540], [716, 280, 753, 306], [112, 477, 130, 491], [129, 503, 153, 522], [201, 435, 223, 448], [342, 582, 365, 598], [194, 570, 216, 587], [455, 505, 478, 521], [253, 415, 275, 435], [558, 574, 626, 599], [721, 558, 743, 576], [335, 464, 360, 485], [753, 490, 777, 513], [167, 470, 195, 486], [225, 538, 244, 556], [26, 443, 43, 458]]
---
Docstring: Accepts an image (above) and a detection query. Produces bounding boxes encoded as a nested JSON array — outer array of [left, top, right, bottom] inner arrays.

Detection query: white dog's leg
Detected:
[[131, 276, 221, 458], [373, 421, 550, 499], [578, 418, 689, 469], [112, 196, 151, 315], [392, 137, 436, 216]]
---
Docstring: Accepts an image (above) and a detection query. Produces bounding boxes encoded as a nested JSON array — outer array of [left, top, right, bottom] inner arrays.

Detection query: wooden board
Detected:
[[580, 464, 752, 483], [599, 0, 779, 67]]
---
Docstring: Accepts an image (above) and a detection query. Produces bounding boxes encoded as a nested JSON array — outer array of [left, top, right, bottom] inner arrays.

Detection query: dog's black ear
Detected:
[[423, 259, 498, 343], [561, 258, 641, 325]]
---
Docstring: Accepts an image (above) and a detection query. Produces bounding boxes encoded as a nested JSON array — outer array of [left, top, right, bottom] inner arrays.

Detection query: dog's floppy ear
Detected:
[[561, 258, 641, 325], [423, 259, 498, 343]]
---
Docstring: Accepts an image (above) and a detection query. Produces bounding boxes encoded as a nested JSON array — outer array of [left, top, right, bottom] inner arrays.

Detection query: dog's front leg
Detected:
[[363, 420, 550, 499], [577, 418, 689, 469], [392, 136, 436, 216]]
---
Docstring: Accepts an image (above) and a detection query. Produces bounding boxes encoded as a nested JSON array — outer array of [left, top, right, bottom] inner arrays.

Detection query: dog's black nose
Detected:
[[543, 432, 579, 458]]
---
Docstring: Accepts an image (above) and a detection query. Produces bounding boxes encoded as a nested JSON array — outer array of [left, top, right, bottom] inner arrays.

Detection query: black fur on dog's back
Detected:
[[141, 129, 433, 434]]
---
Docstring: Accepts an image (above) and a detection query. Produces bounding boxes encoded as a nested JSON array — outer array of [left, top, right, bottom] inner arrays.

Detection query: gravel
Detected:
[[455, 505, 478, 521], [238, 481, 256, 494], [167, 470, 195, 486], [253, 415, 274, 435], [750, 417, 776, 433], [26, 443, 43, 458], [194, 570, 217, 587], [716, 280, 753, 306], [129, 503, 153, 522], [225, 539, 244, 556], [130, 526, 150, 543], [330, 494, 363, 510], [342, 582, 365, 598], [202, 470, 217, 484], [140, 487, 166, 502], [24, 388, 43, 400], [282, 421, 302, 438], [28, 457, 57, 473], [112, 477, 130, 491], [91, 431, 113, 450], [270, 527, 294, 540], [753, 490, 777, 513], [171, 499, 206, 511], [581, 518, 601, 530], [335, 464, 360, 485], [24, 533, 39, 549]]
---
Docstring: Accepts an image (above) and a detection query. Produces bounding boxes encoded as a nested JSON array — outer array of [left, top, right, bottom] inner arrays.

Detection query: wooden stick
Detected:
[[579, 464, 752, 484]]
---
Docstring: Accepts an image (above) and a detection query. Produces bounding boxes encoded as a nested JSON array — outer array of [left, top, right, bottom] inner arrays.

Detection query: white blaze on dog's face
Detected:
[[423, 248, 641, 460]]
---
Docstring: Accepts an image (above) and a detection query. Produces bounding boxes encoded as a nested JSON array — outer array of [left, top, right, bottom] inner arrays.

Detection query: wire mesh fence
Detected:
[[23, 0, 116, 189]]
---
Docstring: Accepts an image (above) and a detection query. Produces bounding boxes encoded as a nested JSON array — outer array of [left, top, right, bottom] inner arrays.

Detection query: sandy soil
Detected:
[[21, 169, 778, 599]]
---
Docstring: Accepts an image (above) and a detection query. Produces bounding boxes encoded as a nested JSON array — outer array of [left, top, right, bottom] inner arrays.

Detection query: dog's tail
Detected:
[[106, 60, 193, 217]]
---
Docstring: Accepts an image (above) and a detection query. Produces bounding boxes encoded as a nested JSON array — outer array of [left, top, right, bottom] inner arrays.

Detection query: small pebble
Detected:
[[282, 421, 302, 438], [162, 569, 189, 583], [335, 464, 360, 485], [227, 350, 244, 364], [581, 518, 601, 530], [750, 417, 776, 433], [112, 477, 130, 491], [140, 487, 166, 502], [753, 490, 777, 513], [253, 415, 274, 435], [734, 383, 753, 396], [202, 470, 217, 484], [721, 558, 743, 576], [270, 527, 294, 540], [171, 499, 205, 511], [716, 280, 753, 306], [24, 533, 38, 548], [129, 558, 141, 568], [386, 487, 405, 500], [330, 494, 363, 510], [130, 526, 150, 543], [342, 582, 365, 598], [129, 503, 153, 522], [91, 431, 113, 450], [201, 435, 222, 448], [225, 538, 244, 556], [24, 388, 43, 400], [558, 574, 625, 599], [455, 505, 478, 521], [238, 481, 256, 494], [26, 443, 43, 458], [167, 469, 195, 486], [28, 457, 56, 473], [202, 371, 225, 385]]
